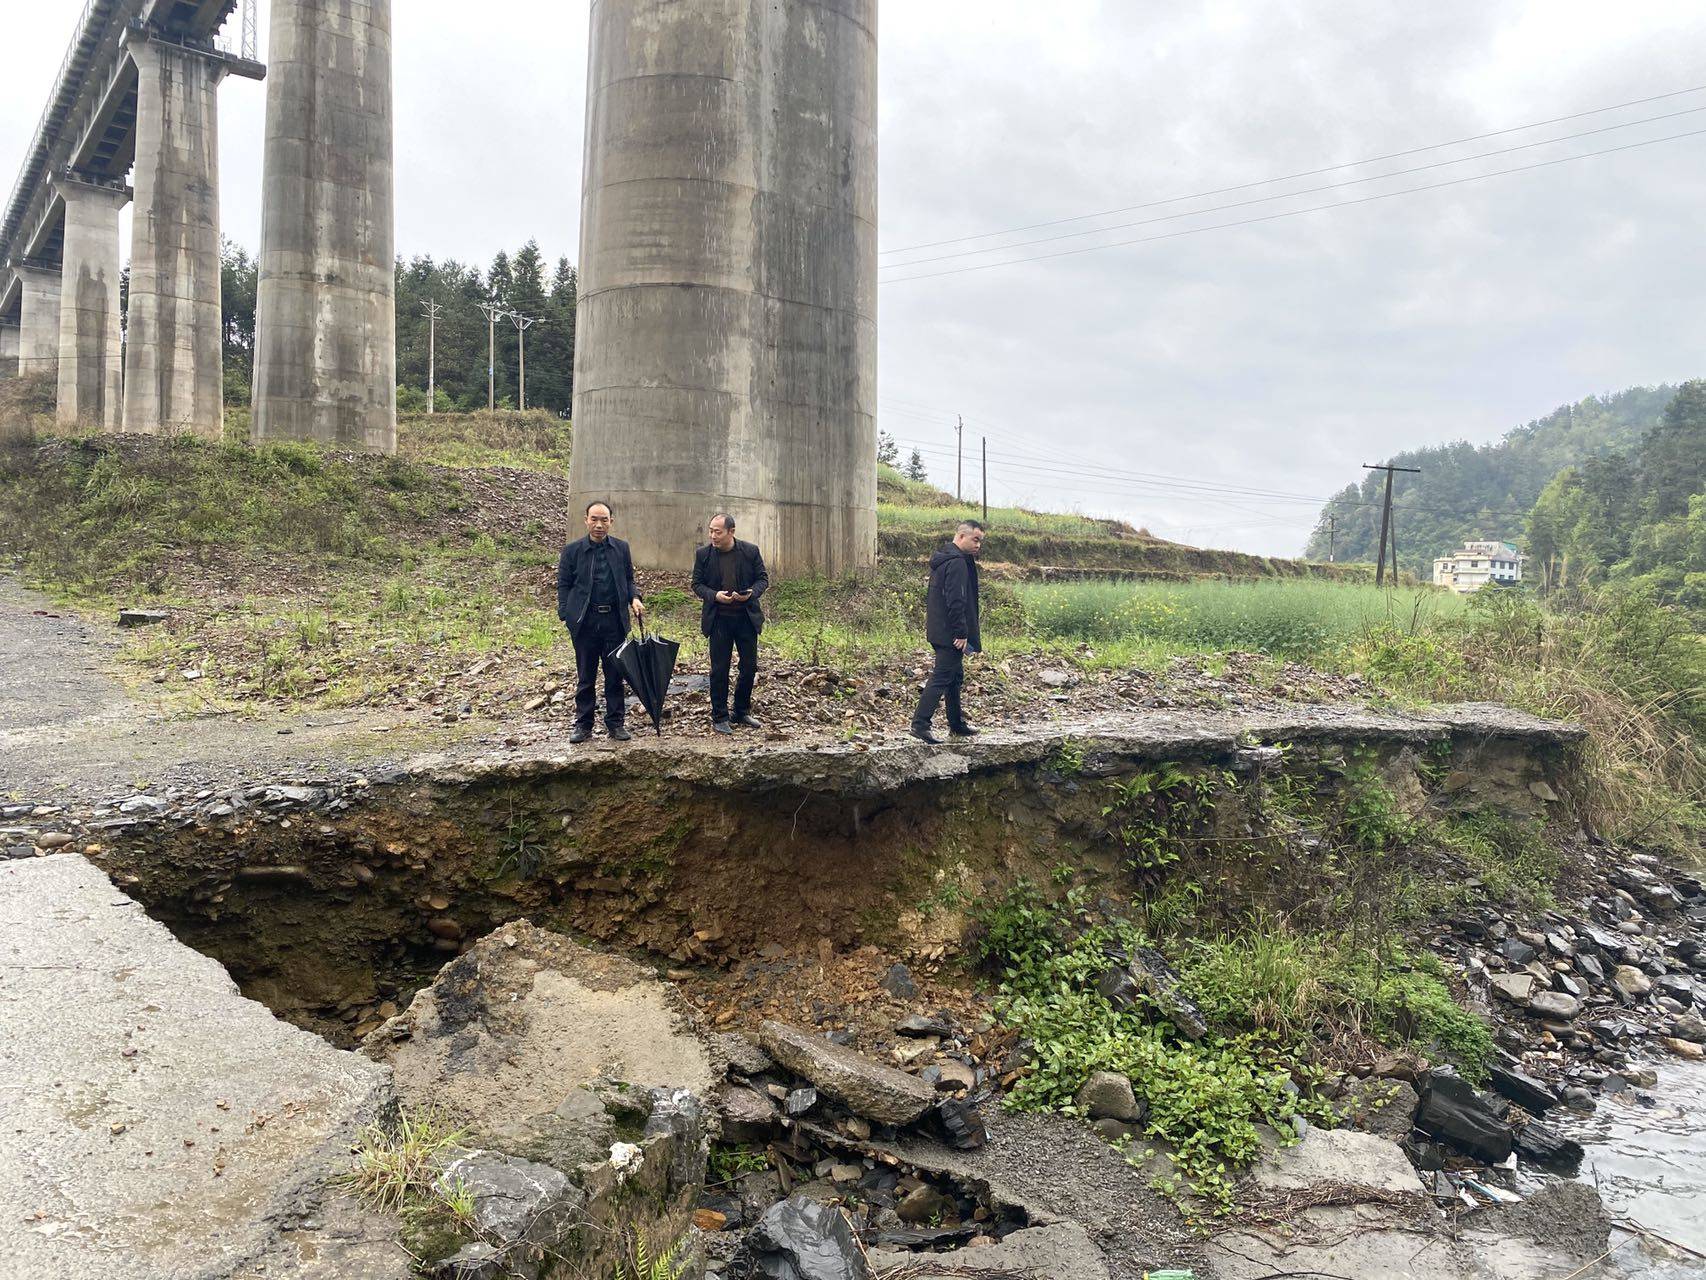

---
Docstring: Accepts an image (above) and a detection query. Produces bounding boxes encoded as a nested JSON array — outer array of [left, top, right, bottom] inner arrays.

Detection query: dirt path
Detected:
[[0, 578, 470, 803]]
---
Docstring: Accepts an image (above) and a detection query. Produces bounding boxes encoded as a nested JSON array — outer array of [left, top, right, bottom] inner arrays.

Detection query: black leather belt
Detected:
[[593, 604, 615, 613]]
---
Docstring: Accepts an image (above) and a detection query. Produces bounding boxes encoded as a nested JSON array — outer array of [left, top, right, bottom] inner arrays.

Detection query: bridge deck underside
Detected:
[[1, 0, 241, 322]]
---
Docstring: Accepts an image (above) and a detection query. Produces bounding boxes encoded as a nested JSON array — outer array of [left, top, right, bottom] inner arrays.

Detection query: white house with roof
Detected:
[[1433, 540, 1525, 593]]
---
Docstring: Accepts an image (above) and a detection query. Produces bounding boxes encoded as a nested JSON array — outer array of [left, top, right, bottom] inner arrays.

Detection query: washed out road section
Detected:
[[0, 854, 406, 1279]]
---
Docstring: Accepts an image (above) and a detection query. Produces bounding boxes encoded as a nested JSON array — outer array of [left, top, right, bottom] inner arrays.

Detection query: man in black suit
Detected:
[[691, 513, 769, 734], [557, 500, 645, 743], [911, 520, 985, 743]]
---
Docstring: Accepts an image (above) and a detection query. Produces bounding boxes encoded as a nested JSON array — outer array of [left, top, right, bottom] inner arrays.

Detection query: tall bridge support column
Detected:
[[569, 0, 880, 576], [0, 320, 19, 379], [121, 35, 227, 439], [53, 177, 129, 431], [251, 0, 396, 453], [13, 264, 63, 384]]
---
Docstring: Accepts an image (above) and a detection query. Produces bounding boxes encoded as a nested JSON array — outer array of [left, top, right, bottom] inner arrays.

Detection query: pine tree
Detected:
[[906, 449, 927, 483], [877, 430, 899, 466]]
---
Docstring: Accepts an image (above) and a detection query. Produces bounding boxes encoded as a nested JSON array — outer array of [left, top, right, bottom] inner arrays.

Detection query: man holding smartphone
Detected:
[[691, 513, 770, 734]]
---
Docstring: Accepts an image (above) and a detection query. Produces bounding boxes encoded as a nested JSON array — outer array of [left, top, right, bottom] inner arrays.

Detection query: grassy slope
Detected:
[[2, 417, 1698, 845]]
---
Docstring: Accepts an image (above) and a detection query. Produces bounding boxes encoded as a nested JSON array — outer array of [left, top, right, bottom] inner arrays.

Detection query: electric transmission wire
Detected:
[[879, 104, 1706, 272], [879, 82, 1706, 257], [878, 125, 1706, 285]]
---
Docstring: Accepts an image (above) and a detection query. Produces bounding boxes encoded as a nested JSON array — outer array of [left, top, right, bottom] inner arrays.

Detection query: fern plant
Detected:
[[614, 1231, 687, 1280]]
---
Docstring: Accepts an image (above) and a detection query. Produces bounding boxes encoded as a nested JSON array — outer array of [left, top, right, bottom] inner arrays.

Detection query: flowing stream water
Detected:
[[1565, 1058, 1706, 1277]]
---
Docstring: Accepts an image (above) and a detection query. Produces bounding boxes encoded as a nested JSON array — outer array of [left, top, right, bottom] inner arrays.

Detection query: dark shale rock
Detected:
[[1340, 1077, 1420, 1141], [1489, 1064, 1560, 1115], [759, 1021, 937, 1127], [879, 964, 919, 1001], [1416, 1070, 1514, 1163], [731, 1194, 872, 1280], [1097, 945, 1209, 1040], [933, 1098, 988, 1150], [1512, 1119, 1585, 1172]]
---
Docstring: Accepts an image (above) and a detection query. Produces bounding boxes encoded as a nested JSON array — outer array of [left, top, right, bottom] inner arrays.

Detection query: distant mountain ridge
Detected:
[[1305, 385, 1679, 575]]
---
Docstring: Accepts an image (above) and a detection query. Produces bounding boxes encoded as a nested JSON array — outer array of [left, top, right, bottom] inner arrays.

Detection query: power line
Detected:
[[878, 82, 1706, 257], [880, 104, 1706, 272], [879, 125, 1706, 285], [893, 437, 1535, 521]]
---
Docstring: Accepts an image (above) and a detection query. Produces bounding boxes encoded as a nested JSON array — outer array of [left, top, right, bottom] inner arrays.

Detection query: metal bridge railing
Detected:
[[0, 0, 115, 268]]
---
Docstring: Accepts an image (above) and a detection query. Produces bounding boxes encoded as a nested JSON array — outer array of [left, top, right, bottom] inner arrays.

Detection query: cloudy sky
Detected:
[[4, 1, 1704, 554]]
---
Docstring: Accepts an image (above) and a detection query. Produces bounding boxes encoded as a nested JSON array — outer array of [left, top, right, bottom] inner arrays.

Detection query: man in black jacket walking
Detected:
[[557, 500, 645, 743], [691, 513, 769, 734], [911, 520, 985, 743]]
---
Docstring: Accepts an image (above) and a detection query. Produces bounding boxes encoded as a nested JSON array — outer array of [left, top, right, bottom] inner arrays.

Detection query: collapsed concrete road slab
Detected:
[[0, 855, 407, 1280]]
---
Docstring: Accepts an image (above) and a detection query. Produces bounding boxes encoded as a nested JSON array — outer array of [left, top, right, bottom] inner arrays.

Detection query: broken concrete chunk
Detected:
[[759, 1021, 937, 1127], [117, 608, 169, 628], [870, 1223, 1111, 1280]]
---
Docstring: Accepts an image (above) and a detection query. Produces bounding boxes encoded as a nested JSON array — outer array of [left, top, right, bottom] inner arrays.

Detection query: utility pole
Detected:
[[955, 414, 964, 502], [981, 436, 988, 523], [420, 300, 442, 415], [477, 300, 507, 413], [1327, 514, 1337, 563], [508, 312, 541, 411], [1363, 463, 1421, 587]]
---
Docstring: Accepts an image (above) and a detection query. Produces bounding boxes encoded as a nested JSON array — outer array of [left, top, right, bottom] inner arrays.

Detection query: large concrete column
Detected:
[[54, 177, 130, 430], [122, 35, 227, 439], [251, 0, 396, 452], [569, 0, 879, 577], [14, 265, 63, 383], [0, 320, 18, 378]]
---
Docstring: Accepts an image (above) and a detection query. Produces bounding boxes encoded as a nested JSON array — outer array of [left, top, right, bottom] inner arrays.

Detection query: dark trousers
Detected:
[[572, 610, 627, 730], [912, 643, 966, 730], [708, 613, 758, 722]]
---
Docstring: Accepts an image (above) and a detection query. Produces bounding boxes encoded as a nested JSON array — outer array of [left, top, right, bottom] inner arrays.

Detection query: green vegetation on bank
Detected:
[[1307, 383, 1678, 577], [1528, 380, 1706, 608], [971, 750, 1514, 1211]]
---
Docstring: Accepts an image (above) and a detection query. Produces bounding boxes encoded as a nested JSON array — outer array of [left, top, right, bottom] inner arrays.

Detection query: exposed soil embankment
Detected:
[[78, 704, 1582, 1042]]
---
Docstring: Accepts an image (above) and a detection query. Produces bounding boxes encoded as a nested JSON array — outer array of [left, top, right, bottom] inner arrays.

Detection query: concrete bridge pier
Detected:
[[251, 0, 396, 453], [53, 177, 130, 430], [570, 0, 880, 576], [11, 263, 63, 383], [121, 34, 228, 439], [0, 320, 17, 377]]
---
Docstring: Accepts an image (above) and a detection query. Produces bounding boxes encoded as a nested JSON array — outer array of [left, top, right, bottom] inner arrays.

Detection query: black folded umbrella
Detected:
[[612, 619, 680, 735]]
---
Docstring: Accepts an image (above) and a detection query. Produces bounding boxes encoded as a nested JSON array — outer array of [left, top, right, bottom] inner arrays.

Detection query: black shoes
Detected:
[[909, 725, 941, 744], [949, 722, 980, 737], [731, 714, 762, 729], [607, 724, 633, 742], [711, 720, 733, 735], [569, 725, 592, 744]]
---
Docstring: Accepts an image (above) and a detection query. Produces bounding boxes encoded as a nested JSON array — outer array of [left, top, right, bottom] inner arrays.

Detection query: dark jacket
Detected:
[[557, 534, 640, 635], [691, 539, 770, 636], [925, 544, 981, 651]]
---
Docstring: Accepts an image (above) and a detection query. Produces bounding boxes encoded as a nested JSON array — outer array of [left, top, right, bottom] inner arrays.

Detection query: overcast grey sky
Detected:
[[4, 1, 1704, 555]]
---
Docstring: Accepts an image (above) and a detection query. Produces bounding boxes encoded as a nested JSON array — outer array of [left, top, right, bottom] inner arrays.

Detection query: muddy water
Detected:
[[1566, 1058, 1706, 1277]]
